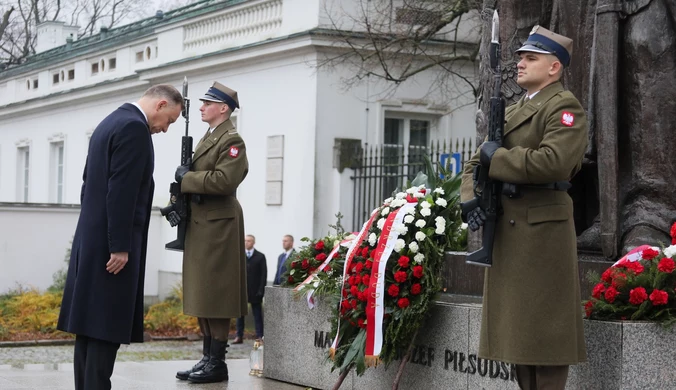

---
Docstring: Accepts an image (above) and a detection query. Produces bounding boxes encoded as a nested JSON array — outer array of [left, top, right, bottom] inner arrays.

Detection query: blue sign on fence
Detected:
[[439, 153, 462, 178]]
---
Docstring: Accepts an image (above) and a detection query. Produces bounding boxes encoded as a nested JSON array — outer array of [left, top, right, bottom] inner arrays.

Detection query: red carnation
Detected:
[[287, 276, 294, 283], [362, 274, 370, 286], [316, 252, 328, 262], [649, 289, 668, 306], [411, 283, 422, 295], [398, 256, 410, 268], [388, 284, 400, 297], [358, 318, 366, 328], [413, 265, 424, 279], [315, 241, 325, 251], [394, 271, 408, 283], [584, 301, 593, 318], [601, 268, 613, 283], [365, 260, 373, 270], [658, 257, 675, 273], [629, 287, 648, 305], [350, 285, 359, 297], [604, 286, 619, 303], [342, 289, 348, 298], [397, 298, 410, 309], [642, 248, 659, 260], [301, 259, 310, 269], [350, 299, 357, 309], [361, 246, 369, 257], [357, 291, 367, 301], [624, 261, 644, 275], [592, 283, 606, 299], [355, 262, 364, 273], [341, 299, 351, 310], [671, 222, 676, 244]]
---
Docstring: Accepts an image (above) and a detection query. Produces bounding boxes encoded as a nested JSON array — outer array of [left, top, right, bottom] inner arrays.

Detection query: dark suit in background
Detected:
[[236, 249, 267, 340], [57, 104, 155, 390], [273, 249, 294, 285]]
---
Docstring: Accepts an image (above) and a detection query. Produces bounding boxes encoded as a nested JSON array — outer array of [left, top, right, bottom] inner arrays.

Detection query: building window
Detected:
[[16, 146, 30, 202], [135, 51, 144, 62], [52, 73, 60, 85], [91, 62, 99, 75], [68, 69, 75, 80], [381, 117, 432, 195], [109, 58, 116, 70], [50, 141, 65, 203]]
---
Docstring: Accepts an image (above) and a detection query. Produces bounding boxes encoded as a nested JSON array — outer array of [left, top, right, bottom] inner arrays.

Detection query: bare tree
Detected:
[[0, 0, 147, 67], [317, 0, 482, 104]]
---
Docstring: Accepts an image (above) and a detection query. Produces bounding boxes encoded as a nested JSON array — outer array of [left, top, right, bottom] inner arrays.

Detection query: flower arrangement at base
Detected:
[[328, 172, 465, 378], [584, 222, 676, 327]]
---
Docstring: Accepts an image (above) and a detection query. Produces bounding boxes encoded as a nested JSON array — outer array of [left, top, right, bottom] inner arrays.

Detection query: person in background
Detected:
[[233, 234, 267, 344]]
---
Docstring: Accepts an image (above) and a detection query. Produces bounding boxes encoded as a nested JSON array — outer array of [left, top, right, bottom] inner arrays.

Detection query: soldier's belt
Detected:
[[502, 181, 571, 199]]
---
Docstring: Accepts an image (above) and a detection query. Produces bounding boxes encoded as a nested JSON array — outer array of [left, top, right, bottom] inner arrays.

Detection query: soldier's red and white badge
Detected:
[[561, 111, 575, 127], [229, 147, 239, 157]]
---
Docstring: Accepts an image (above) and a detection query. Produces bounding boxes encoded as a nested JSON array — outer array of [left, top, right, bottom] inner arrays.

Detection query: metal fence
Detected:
[[350, 137, 476, 231]]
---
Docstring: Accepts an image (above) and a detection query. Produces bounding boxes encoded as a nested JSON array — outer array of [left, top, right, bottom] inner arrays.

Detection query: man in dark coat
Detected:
[[273, 234, 294, 285], [233, 234, 267, 344], [57, 84, 183, 390]]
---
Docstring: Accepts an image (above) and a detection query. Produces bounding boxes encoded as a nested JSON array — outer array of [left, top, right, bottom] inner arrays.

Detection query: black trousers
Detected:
[[515, 364, 569, 390], [198, 317, 231, 341], [74, 335, 121, 390], [236, 302, 263, 339]]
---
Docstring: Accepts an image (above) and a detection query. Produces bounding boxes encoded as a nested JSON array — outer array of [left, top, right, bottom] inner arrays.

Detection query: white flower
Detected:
[[421, 208, 431, 217], [414, 253, 425, 263], [394, 224, 408, 235], [435, 226, 445, 235], [408, 241, 419, 253], [435, 198, 448, 208], [394, 239, 406, 253], [461, 223, 468, 230], [381, 207, 390, 216], [406, 187, 418, 194], [414, 192, 425, 198], [415, 220, 426, 228], [313, 280, 320, 288], [415, 231, 427, 242], [368, 232, 377, 247], [664, 245, 676, 258], [395, 192, 406, 199], [377, 218, 386, 230], [435, 216, 446, 225], [433, 188, 445, 195], [404, 215, 414, 224], [420, 201, 432, 209], [406, 207, 416, 215], [391, 199, 406, 208], [383, 197, 393, 205]]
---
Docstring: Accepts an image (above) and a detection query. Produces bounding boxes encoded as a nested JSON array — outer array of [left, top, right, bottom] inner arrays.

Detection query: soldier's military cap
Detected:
[[200, 82, 240, 110], [516, 26, 573, 67]]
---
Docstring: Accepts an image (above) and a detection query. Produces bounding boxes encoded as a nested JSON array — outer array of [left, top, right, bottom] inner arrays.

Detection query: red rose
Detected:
[[398, 256, 410, 268], [397, 298, 410, 309], [601, 268, 613, 283], [350, 275, 359, 286], [671, 222, 676, 243], [649, 289, 668, 306], [365, 260, 372, 270], [362, 274, 370, 286], [341, 299, 351, 310], [355, 262, 364, 273], [642, 248, 659, 260], [287, 276, 294, 283], [315, 241, 325, 251], [592, 283, 606, 299], [301, 259, 310, 269], [350, 285, 359, 297], [325, 264, 332, 272], [658, 257, 675, 273], [358, 318, 366, 328], [584, 301, 593, 318], [316, 252, 328, 262], [394, 271, 408, 283], [411, 283, 422, 295], [629, 287, 648, 305], [342, 289, 348, 298], [624, 261, 644, 275], [291, 261, 298, 269], [413, 265, 424, 279], [350, 299, 357, 309], [388, 284, 400, 297], [361, 246, 369, 257], [604, 286, 619, 303]]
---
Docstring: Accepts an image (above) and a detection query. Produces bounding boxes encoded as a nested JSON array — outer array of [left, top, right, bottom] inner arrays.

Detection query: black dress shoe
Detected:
[[176, 336, 210, 380], [187, 338, 229, 383], [232, 336, 243, 344]]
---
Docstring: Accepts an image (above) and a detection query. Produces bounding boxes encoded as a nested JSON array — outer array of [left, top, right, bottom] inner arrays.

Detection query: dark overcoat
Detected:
[[181, 119, 249, 318], [57, 103, 155, 345], [461, 82, 587, 365], [246, 249, 267, 304]]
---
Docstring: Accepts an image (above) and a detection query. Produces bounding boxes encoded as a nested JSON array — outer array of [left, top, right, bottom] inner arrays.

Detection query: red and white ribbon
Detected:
[[612, 245, 659, 267]]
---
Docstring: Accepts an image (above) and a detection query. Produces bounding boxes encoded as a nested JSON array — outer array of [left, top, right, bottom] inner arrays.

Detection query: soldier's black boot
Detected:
[[187, 338, 229, 383], [176, 336, 211, 380]]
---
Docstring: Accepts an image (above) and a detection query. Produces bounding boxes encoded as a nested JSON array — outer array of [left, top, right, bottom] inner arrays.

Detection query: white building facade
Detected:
[[0, 0, 479, 298]]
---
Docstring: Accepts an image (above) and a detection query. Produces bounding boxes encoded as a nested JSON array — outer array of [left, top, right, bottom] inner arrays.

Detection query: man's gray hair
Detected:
[[142, 84, 184, 109]]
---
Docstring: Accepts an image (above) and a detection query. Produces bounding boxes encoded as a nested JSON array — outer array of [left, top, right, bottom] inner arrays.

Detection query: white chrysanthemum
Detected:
[[415, 231, 427, 242], [420, 201, 432, 209], [368, 232, 377, 247], [406, 207, 416, 215], [394, 239, 406, 253], [414, 253, 425, 263], [383, 197, 393, 205], [381, 207, 390, 216], [415, 220, 426, 228], [663, 245, 676, 258], [408, 241, 419, 253], [377, 218, 386, 230], [404, 215, 415, 224], [414, 192, 425, 198], [394, 224, 408, 235], [435, 226, 445, 235], [395, 192, 406, 199], [433, 188, 445, 195], [421, 208, 431, 217], [461, 223, 468, 230], [392, 199, 407, 208], [435, 198, 448, 208], [406, 186, 418, 194], [435, 216, 446, 225]]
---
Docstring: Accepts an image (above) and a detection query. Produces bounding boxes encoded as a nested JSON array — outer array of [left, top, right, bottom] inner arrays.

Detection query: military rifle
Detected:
[[461, 10, 505, 267], [160, 76, 193, 251]]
